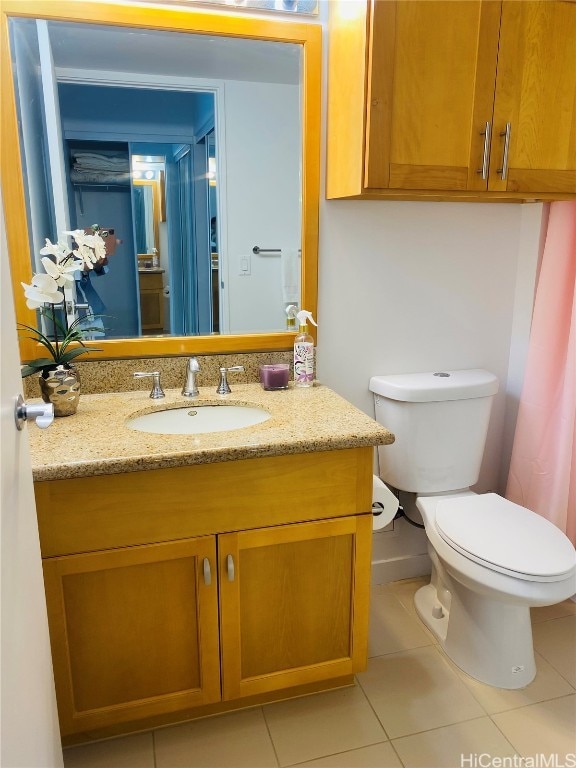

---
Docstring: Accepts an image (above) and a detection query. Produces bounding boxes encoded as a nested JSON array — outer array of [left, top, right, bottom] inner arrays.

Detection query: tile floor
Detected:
[[63, 578, 576, 768]]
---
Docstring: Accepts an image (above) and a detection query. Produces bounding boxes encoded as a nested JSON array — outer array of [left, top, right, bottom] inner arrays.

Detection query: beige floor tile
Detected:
[[392, 717, 517, 768], [154, 708, 277, 768], [447, 651, 574, 714], [368, 592, 434, 657], [295, 742, 402, 768], [386, 582, 439, 645], [376, 577, 430, 596], [357, 646, 485, 739], [531, 599, 576, 623], [533, 616, 576, 686], [492, 694, 576, 760], [63, 733, 154, 768], [263, 685, 387, 767]]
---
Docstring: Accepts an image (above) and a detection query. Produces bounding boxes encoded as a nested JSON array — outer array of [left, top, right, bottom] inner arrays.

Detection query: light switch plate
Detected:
[[239, 254, 251, 276]]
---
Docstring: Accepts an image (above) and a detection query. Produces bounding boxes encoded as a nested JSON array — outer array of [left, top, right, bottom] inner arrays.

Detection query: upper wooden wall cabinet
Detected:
[[327, 0, 576, 202]]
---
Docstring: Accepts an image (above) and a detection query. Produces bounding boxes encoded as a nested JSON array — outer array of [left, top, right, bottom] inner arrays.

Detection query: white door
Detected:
[[0, 199, 63, 766]]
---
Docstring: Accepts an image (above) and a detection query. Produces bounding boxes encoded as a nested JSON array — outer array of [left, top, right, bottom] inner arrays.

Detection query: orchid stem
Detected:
[[51, 304, 59, 359]]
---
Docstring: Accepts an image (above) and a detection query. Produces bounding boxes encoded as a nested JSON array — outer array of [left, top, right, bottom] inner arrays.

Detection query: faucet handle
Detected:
[[133, 371, 165, 399], [216, 366, 244, 395]]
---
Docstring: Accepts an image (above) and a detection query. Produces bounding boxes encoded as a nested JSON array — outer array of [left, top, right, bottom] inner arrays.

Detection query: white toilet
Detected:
[[370, 369, 576, 689]]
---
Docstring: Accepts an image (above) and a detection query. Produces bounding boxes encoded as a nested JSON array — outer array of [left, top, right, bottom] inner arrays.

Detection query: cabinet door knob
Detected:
[[203, 557, 212, 586], [477, 121, 491, 180], [226, 554, 235, 582], [497, 123, 512, 180]]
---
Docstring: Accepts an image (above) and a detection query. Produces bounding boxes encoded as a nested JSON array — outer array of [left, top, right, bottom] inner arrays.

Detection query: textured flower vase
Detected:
[[39, 364, 81, 417]]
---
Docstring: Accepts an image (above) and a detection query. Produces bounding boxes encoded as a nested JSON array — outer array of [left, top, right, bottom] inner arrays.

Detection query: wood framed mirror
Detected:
[[1, 1, 321, 362]]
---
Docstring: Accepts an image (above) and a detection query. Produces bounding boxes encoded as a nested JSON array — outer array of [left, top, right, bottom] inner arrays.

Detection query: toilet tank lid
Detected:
[[369, 369, 499, 402]]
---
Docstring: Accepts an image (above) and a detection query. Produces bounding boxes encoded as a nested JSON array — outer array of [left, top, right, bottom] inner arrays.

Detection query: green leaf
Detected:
[[21, 364, 42, 378], [20, 358, 57, 378], [17, 323, 58, 360], [59, 347, 102, 363]]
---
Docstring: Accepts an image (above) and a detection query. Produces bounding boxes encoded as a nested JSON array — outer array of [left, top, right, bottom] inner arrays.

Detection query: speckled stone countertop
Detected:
[[29, 383, 394, 482]]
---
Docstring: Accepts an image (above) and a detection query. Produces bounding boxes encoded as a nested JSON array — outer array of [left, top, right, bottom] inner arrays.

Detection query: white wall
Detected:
[[224, 80, 301, 334]]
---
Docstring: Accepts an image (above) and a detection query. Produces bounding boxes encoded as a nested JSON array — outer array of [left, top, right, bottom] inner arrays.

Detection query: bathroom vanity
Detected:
[[30, 384, 393, 744]]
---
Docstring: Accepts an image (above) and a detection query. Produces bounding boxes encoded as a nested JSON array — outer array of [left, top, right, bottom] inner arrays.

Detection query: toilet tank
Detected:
[[370, 369, 499, 494]]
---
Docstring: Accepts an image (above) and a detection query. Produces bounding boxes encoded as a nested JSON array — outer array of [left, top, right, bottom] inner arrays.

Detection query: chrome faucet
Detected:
[[182, 357, 200, 398], [133, 371, 165, 399], [216, 366, 244, 395]]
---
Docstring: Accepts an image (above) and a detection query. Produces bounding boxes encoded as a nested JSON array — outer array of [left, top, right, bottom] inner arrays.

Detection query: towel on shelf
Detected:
[[71, 151, 130, 172], [281, 248, 300, 304], [70, 168, 131, 185], [69, 149, 131, 186]]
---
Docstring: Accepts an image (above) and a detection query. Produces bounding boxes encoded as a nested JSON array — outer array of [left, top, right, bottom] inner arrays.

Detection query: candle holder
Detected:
[[259, 364, 290, 390]]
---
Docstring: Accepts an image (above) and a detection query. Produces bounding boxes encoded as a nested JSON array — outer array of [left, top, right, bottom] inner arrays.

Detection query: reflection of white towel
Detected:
[[72, 151, 129, 171], [281, 248, 300, 304]]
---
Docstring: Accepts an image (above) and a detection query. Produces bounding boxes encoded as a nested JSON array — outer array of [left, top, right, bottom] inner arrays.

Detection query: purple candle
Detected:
[[260, 364, 289, 390]]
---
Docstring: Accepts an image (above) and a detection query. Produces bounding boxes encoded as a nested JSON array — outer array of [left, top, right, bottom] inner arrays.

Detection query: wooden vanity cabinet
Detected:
[[35, 448, 373, 741], [327, 0, 576, 200]]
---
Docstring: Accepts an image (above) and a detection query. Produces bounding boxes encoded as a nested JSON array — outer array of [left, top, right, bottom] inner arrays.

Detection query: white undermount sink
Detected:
[[126, 404, 271, 435]]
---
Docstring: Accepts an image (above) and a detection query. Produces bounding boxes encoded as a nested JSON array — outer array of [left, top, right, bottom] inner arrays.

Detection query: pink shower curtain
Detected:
[[506, 201, 576, 545]]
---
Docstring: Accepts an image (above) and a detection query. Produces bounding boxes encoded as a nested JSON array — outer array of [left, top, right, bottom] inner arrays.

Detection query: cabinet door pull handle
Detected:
[[477, 121, 491, 180], [226, 554, 235, 582], [497, 122, 511, 180], [203, 557, 212, 586]]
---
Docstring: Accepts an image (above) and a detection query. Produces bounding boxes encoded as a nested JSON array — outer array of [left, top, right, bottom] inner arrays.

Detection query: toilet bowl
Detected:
[[415, 492, 576, 688], [370, 369, 576, 689]]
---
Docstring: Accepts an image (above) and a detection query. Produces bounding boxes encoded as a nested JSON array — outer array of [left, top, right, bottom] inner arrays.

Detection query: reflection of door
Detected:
[[35, 21, 78, 327], [1, 201, 63, 768], [167, 146, 197, 335], [193, 139, 213, 336]]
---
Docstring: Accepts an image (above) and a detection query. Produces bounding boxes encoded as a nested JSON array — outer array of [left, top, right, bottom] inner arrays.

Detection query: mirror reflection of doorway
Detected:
[[59, 83, 218, 339]]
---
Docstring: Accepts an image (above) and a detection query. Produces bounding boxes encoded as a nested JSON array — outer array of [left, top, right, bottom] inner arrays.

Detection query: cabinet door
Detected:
[[139, 273, 165, 331], [219, 515, 372, 701], [489, 1, 576, 194], [43, 537, 221, 736], [365, 0, 501, 191]]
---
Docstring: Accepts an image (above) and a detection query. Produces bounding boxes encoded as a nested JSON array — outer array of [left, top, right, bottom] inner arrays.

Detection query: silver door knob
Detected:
[[14, 394, 54, 431]]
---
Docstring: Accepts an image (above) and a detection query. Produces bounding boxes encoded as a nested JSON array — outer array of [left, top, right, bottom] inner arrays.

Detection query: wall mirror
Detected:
[[1, 1, 320, 361]]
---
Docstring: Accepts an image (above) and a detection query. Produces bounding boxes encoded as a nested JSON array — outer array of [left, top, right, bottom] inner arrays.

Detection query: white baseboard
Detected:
[[371, 553, 431, 585]]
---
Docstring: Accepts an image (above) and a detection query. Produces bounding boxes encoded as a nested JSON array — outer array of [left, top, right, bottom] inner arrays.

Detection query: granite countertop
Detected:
[[29, 383, 394, 482]]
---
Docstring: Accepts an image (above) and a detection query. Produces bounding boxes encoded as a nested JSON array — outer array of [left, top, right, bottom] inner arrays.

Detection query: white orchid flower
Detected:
[[41, 255, 83, 287], [73, 243, 97, 269], [39, 238, 72, 261], [21, 273, 63, 309], [63, 229, 89, 245], [62, 229, 107, 268], [84, 233, 107, 261]]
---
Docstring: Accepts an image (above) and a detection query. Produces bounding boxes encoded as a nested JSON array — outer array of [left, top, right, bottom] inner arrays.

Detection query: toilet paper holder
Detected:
[[372, 501, 386, 517]]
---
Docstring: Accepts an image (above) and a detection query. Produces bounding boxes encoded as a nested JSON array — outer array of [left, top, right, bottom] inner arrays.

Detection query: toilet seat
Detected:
[[435, 493, 576, 583]]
